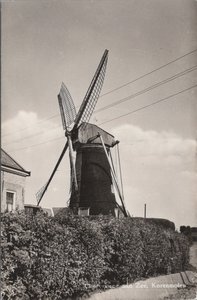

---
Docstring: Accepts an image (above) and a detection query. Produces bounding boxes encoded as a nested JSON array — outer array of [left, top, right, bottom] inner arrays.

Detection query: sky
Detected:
[[2, 0, 197, 229]]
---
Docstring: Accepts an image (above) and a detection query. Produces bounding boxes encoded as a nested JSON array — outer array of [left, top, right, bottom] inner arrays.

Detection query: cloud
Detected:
[[111, 124, 197, 228], [112, 124, 196, 168], [2, 110, 63, 151]]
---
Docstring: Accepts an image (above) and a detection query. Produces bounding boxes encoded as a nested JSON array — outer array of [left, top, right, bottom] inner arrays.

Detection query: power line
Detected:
[[95, 65, 197, 113], [3, 48, 197, 138], [3, 65, 197, 146], [6, 84, 197, 153], [7, 136, 64, 153], [99, 48, 197, 98], [2, 114, 59, 138], [4, 124, 62, 146], [99, 84, 197, 126]]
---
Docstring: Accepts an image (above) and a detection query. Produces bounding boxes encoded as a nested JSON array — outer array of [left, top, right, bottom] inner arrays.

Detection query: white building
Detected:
[[1, 149, 30, 212]]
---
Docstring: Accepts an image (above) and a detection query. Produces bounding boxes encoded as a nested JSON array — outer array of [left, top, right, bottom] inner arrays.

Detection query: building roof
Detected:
[[77, 122, 116, 147], [1, 148, 30, 176]]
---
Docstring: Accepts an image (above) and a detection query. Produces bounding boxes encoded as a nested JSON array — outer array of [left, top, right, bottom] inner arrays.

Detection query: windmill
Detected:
[[36, 50, 128, 217]]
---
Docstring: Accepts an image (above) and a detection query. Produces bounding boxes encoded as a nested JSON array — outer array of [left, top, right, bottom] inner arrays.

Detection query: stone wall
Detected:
[[1, 171, 26, 212]]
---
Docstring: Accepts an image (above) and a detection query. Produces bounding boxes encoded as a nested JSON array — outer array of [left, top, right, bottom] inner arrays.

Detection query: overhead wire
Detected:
[[95, 65, 197, 113], [4, 124, 62, 146], [3, 64, 197, 147], [7, 136, 64, 153], [2, 48, 197, 138], [6, 84, 197, 153], [99, 84, 197, 126], [99, 48, 197, 98], [2, 114, 59, 138]]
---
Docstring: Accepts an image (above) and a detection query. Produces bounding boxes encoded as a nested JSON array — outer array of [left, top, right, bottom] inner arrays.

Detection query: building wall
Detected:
[[1, 171, 26, 212]]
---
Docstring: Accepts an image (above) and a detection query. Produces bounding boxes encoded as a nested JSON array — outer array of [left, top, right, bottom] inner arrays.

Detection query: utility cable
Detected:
[[3, 48, 197, 138], [95, 65, 197, 113], [99, 84, 197, 126], [3, 65, 197, 146], [100, 48, 197, 98], [3, 124, 62, 146], [7, 84, 197, 153], [2, 114, 59, 138], [7, 136, 64, 153]]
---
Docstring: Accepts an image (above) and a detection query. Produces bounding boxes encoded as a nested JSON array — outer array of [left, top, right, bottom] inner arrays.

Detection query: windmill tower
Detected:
[[36, 50, 127, 217]]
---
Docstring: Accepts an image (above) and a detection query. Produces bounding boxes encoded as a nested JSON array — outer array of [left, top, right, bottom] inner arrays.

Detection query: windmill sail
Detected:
[[36, 183, 48, 205], [36, 142, 69, 205], [58, 82, 76, 130], [73, 49, 108, 129]]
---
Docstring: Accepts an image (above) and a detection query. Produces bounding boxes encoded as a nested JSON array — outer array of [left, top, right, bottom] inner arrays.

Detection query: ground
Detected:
[[164, 242, 197, 300], [88, 242, 197, 300]]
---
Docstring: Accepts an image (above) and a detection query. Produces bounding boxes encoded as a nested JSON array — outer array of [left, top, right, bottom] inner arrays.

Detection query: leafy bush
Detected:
[[145, 217, 175, 231], [133, 217, 175, 231], [180, 225, 194, 244], [1, 210, 189, 299]]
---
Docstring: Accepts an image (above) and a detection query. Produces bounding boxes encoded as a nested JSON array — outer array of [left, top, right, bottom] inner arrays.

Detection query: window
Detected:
[[6, 191, 15, 212]]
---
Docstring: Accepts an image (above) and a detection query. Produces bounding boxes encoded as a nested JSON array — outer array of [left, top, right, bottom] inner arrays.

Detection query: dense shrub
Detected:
[[145, 217, 175, 231], [180, 225, 195, 243], [132, 217, 175, 231], [1, 210, 189, 299]]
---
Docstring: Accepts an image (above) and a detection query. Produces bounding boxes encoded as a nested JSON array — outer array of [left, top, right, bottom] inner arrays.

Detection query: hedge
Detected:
[[1, 210, 189, 299], [144, 217, 175, 231]]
